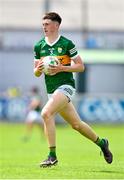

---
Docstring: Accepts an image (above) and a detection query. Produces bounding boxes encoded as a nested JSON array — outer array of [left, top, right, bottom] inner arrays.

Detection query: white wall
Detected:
[[88, 0, 124, 30], [0, 0, 124, 30], [0, 0, 44, 28]]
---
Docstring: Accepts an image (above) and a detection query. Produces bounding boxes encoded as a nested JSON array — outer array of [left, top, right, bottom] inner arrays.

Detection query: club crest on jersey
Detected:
[[58, 47, 62, 53]]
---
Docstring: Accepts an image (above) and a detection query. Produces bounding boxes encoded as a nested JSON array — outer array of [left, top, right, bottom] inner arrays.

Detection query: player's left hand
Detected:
[[48, 63, 62, 75]]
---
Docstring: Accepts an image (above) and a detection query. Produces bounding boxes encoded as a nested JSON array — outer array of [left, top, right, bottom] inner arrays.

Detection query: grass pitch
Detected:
[[0, 122, 124, 179]]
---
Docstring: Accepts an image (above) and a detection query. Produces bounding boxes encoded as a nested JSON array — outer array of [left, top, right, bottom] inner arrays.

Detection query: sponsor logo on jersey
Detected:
[[40, 50, 46, 53], [49, 48, 55, 55]]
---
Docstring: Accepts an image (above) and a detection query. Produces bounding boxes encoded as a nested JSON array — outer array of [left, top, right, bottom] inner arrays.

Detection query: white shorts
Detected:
[[26, 110, 42, 123], [48, 84, 76, 102]]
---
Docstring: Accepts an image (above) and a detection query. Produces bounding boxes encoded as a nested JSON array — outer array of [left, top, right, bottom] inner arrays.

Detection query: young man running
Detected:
[[34, 12, 113, 167]]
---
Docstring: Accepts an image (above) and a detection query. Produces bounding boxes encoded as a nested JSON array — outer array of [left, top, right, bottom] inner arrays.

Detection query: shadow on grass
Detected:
[[87, 170, 124, 175]]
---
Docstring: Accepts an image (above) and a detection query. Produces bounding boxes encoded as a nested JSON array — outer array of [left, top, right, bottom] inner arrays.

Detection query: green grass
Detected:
[[0, 122, 124, 179]]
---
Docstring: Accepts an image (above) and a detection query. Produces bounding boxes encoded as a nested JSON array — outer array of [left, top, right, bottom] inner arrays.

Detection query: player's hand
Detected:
[[47, 63, 63, 75], [34, 60, 44, 77], [36, 61, 44, 72]]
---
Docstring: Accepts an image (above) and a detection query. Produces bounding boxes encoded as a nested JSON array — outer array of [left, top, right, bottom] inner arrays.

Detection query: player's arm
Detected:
[[33, 44, 44, 77], [61, 41, 85, 72], [34, 59, 44, 77], [48, 55, 84, 74], [61, 55, 85, 73], [48, 41, 85, 74]]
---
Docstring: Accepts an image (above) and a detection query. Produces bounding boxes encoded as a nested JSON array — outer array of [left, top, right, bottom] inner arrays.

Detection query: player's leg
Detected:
[[40, 91, 69, 167], [23, 121, 34, 141], [59, 102, 113, 164], [41, 91, 68, 146], [26, 121, 34, 135], [35, 113, 44, 137], [23, 111, 35, 141], [59, 102, 98, 142]]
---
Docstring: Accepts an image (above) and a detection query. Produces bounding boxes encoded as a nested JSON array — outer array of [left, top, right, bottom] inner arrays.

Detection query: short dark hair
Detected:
[[43, 12, 62, 24]]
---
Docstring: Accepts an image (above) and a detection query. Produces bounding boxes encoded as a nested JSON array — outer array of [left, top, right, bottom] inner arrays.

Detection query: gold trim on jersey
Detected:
[[56, 55, 71, 65], [39, 55, 71, 65]]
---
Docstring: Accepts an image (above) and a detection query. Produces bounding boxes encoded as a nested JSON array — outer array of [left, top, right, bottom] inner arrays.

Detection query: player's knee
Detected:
[[41, 109, 51, 121], [71, 123, 80, 131]]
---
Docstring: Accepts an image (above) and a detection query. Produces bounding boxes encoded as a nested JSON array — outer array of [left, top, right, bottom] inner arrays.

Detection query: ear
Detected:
[[55, 22, 60, 28]]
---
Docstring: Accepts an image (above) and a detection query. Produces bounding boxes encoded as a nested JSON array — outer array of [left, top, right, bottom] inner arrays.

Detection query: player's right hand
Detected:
[[34, 59, 44, 77], [36, 61, 44, 72]]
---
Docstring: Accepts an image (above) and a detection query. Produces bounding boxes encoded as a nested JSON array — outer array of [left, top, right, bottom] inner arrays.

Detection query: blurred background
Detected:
[[0, 0, 124, 123]]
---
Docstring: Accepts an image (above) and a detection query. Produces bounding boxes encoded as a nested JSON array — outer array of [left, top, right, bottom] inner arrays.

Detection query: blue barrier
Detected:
[[77, 97, 124, 123], [0, 98, 8, 119], [0, 97, 29, 121], [1, 96, 124, 123]]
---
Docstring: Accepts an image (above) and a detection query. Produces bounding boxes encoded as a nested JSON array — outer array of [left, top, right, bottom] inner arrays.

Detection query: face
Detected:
[[42, 19, 59, 37]]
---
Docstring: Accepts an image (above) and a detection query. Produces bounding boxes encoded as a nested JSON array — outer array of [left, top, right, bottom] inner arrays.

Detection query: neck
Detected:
[[46, 33, 59, 44]]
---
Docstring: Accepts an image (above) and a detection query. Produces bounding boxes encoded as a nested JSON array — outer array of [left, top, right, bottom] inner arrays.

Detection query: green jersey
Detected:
[[34, 35, 78, 93], [31, 95, 42, 112]]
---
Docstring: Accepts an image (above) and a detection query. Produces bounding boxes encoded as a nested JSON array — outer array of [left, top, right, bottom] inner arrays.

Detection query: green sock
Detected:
[[95, 137, 105, 148], [49, 146, 56, 157]]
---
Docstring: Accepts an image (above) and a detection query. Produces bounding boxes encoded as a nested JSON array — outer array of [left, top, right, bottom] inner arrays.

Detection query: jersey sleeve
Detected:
[[34, 44, 40, 59], [67, 40, 78, 59]]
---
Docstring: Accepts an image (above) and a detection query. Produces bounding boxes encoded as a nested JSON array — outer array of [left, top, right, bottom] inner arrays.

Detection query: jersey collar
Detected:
[[45, 35, 61, 46]]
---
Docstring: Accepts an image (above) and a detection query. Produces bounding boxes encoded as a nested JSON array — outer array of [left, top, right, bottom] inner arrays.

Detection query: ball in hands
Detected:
[[42, 56, 59, 75]]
